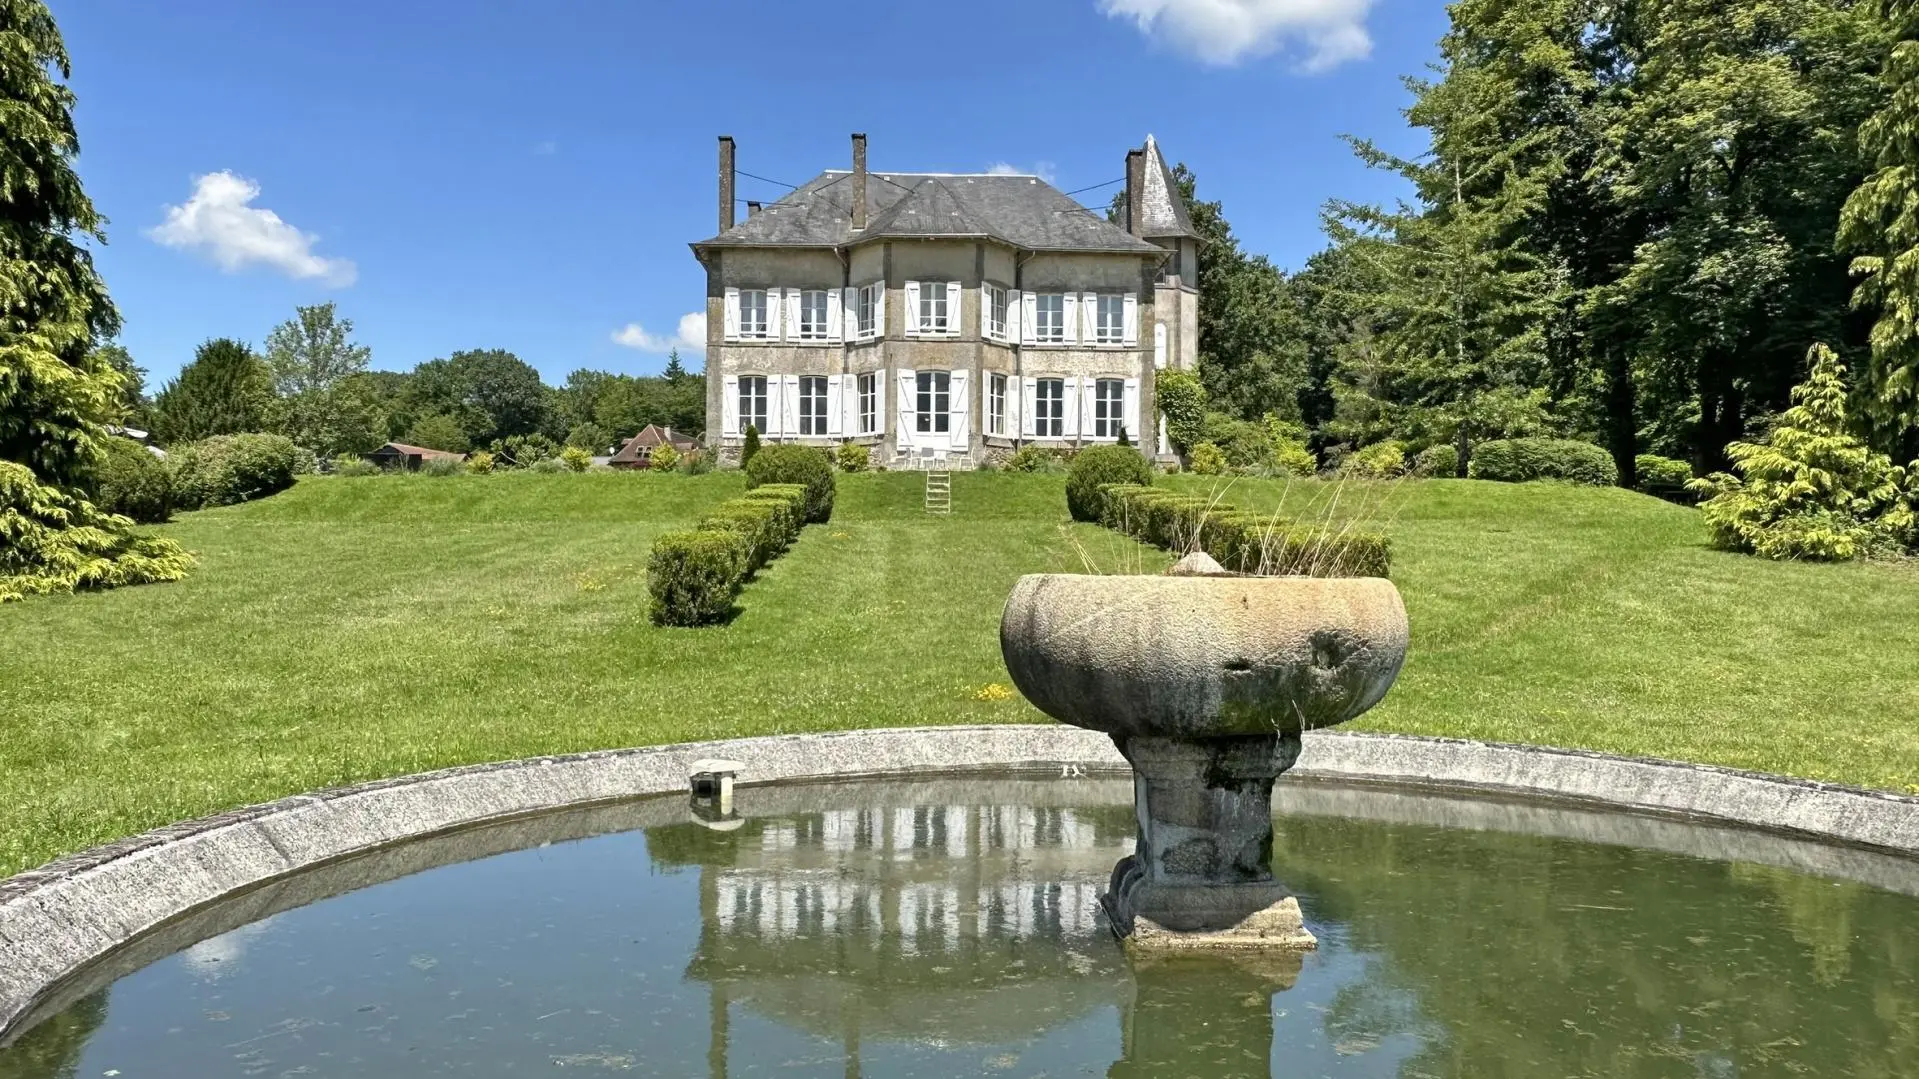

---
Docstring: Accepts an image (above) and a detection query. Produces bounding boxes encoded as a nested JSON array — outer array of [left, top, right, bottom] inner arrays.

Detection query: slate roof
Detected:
[[1135, 135, 1197, 240], [694, 171, 1163, 255]]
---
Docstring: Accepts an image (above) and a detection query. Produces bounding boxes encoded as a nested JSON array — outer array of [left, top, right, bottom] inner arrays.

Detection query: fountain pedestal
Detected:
[[1000, 555, 1407, 950]]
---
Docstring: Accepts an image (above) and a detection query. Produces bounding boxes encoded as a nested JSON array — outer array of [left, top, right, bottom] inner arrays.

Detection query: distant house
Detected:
[[609, 425, 701, 469], [364, 442, 466, 471]]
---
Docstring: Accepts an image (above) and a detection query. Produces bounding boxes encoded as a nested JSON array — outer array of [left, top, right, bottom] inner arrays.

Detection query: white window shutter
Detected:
[[781, 373, 800, 438], [896, 368, 917, 448], [1081, 292, 1098, 345], [1062, 376, 1080, 438], [947, 281, 962, 336], [1006, 289, 1022, 344], [827, 289, 844, 343], [979, 287, 992, 339], [724, 288, 741, 342], [1061, 293, 1080, 346], [1157, 411, 1172, 455], [949, 369, 969, 445], [1079, 375, 1096, 437], [904, 281, 921, 337], [764, 288, 783, 343], [1021, 377, 1038, 437], [842, 373, 858, 434], [875, 284, 888, 339], [1154, 322, 1167, 369], [1123, 377, 1141, 443], [1123, 293, 1139, 347], [784, 288, 803, 342], [722, 374, 740, 434], [1005, 375, 1021, 438]]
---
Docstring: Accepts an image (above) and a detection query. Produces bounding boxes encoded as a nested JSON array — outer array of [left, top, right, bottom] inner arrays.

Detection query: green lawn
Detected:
[[2, 470, 1916, 877]]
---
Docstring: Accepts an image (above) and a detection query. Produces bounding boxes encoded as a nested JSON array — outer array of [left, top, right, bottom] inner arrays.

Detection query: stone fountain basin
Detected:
[[1000, 574, 1408, 739]]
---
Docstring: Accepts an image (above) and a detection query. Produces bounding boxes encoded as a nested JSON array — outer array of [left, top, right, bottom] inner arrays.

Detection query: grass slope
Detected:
[[1, 471, 1915, 876]]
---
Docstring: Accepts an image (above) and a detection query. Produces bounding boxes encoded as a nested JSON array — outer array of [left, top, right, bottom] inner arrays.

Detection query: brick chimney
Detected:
[[852, 132, 868, 231], [1125, 146, 1145, 235], [718, 136, 736, 233]]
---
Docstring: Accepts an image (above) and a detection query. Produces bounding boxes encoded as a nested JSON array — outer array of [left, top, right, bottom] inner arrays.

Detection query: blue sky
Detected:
[[53, 0, 1447, 386]]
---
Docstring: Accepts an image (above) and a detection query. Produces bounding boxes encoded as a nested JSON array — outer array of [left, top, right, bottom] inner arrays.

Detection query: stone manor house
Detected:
[[691, 133, 1199, 466]]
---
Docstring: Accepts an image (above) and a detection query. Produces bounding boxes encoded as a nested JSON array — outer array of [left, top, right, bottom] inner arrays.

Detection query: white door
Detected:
[[910, 370, 955, 454]]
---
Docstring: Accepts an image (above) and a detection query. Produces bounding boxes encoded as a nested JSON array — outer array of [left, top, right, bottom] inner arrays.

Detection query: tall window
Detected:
[[857, 372, 878, 435], [915, 371, 951, 434], [799, 375, 828, 435], [917, 282, 951, 335], [739, 375, 768, 434], [1034, 294, 1065, 344], [799, 291, 829, 341], [739, 290, 769, 339], [985, 284, 1007, 341], [1095, 294, 1125, 345], [1035, 378, 1064, 438], [988, 373, 1007, 436], [1094, 378, 1123, 439], [858, 283, 880, 339]]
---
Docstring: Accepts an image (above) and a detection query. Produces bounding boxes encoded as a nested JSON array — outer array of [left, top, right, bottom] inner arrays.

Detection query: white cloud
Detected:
[[987, 161, 1059, 184], [1098, 0, 1375, 70], [147, 171, 356, 286], [612, 311, 706, 354]]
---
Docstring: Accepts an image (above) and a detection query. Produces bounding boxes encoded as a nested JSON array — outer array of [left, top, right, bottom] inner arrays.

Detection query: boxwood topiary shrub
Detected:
[[1340, 440, 1409, 479], [1635, 454, 1695, 503], [745, 444, 835, 523], [1468, 438, 1618, 486], [169, 433, 300, 510], [1413, 444, 1459, 478], [1066, 445, 1153, 522], [647, 531, 743, 626], [835, 442, 870, 473], [92, 437, 174, 523]]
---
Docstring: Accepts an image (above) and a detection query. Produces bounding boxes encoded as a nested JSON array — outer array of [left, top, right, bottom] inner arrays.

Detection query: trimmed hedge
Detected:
[[1467, 438, 1618, 486], [92, 437, 173, 523], [1635, 453, 1695, 503], [169, 433, 301, 510], [1092, 483, 1391, 578], [648, 484, 813, 626], [1413, 444, 1459, 478], [745, 444, 835, 523], [1066, 445, 1153, 522]]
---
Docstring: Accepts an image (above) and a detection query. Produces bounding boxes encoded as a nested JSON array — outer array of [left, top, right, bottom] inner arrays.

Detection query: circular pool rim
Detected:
[[4, 725, 1917, 1038]]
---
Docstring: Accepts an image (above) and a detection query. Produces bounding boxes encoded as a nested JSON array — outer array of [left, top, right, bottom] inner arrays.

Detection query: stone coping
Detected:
[[3, 725, 1917, 1041]]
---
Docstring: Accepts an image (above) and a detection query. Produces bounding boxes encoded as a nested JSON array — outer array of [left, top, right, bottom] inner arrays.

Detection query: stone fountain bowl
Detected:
[[1000, 573, 1408, 738]]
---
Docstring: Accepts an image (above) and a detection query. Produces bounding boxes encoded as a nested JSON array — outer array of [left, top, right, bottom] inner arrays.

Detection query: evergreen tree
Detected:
[[150, 338, 271, 444], [1839, 0, 1919, 454], [0, 0, 190, 601]]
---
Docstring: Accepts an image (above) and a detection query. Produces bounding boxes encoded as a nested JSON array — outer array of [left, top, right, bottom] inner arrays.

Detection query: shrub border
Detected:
[[1094, 483, 1392, 577], [5, 724, 1918, 1040]]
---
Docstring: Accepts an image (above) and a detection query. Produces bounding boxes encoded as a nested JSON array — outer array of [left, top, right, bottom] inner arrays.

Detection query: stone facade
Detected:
[[692, 135, 1200, 466]]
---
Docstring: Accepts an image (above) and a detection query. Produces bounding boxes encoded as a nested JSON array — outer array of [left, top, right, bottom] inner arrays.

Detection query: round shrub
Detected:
[[92, 437, 173, 523], [1635, 453, 1695, 503], [649, 444, 682, 472], [1468, 438, 1618, 486], [465, 451, 495, 475], [560, 446, 592, 472], [1271, 441, 1316, 477], [1188, 442, 1227, 475], [647, 530, 744, 627], [529, 457, 567, 473], [835, 442, 870, 473], [1414, 444, 1459, 478], [1066, 444, 1153, 522], [169, 433, 300, 510], [291, 446, 318, 475], [1340, 440, 1408, 479], [333, 455, 379, 477], [744, 444, 835, 523]]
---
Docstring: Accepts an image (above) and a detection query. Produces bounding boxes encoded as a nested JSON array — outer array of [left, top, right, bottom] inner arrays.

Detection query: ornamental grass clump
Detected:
[[1691, 345, 1918, 561], [1091, 483, 1392, 578]]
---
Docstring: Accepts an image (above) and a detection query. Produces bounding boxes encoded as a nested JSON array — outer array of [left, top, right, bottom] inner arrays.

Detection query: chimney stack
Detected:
[[746, 200, 762, 217], [852, 133, 869, 231], [1125, 147, 1145, 236], [718, 136, 736, 233]]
